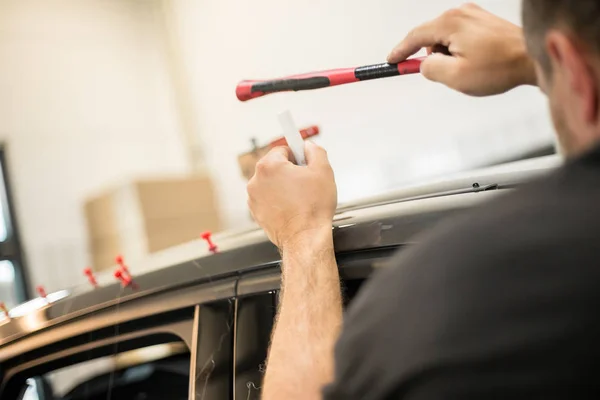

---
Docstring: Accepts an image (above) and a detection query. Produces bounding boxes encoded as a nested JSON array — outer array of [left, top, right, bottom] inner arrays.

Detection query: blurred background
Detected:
[[0, 0, 555, 307]]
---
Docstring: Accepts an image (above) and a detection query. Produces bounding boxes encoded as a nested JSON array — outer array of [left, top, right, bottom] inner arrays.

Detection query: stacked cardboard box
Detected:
[[84, 176, 220, 272]]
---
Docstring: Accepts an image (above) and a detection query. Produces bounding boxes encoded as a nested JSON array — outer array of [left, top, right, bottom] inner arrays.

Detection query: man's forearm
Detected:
[[262, 227, 343, 400]]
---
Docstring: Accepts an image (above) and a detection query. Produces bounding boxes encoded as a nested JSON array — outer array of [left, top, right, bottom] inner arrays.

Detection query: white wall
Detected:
[[163, 0, 555, 228], [0, 0, 189, 293]]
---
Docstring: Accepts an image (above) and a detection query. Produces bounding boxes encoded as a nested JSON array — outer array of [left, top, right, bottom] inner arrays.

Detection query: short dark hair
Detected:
[[522, 0, 600, 70]]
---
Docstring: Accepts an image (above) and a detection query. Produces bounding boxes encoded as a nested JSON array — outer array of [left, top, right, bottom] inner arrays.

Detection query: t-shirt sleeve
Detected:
[[322, 206, 600, 400]]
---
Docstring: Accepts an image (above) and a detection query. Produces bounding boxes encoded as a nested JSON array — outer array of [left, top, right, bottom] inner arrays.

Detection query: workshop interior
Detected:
[[0, 0, 569, 399]]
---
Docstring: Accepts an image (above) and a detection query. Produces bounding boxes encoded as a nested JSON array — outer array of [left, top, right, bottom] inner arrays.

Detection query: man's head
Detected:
[[522, 0, 600, 157]]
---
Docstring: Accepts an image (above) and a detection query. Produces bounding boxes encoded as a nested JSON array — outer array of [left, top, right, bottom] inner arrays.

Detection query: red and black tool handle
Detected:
[[236, 57, 425, 102]]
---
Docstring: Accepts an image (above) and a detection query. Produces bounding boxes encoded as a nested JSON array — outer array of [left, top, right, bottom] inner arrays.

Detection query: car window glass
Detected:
[[16, 340, 189, 400], [21, 379, 41, 400]]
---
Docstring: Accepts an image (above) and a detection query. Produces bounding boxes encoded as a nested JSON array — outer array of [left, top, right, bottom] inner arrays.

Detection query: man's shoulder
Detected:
[[327, 166, 600, 400]]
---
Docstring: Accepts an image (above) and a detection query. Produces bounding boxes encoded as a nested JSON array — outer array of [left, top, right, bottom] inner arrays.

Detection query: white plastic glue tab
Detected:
[[278, 110, 306, 166]]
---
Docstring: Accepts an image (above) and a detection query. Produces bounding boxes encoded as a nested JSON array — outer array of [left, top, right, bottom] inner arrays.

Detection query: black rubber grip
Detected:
[[251, 77, 331, 93], [354, 63, 399, 81]]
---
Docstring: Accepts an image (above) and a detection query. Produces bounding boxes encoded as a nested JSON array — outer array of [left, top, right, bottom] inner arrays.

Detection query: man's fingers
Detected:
[[420, 53, 461, 86], [255, 146, 293, 175], [387, 25, 432, 63], [387, 17, 451, 63], [263, 146, 293, 163], [259, 142, 331, 171], [304, 141, 331, 169]]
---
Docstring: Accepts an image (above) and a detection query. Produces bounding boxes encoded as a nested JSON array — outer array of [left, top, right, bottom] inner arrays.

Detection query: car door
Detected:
[[0, 277, 237, 400]]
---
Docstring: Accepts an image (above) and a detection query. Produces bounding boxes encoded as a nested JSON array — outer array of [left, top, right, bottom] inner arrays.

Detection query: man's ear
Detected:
[[546, 30, 599, 124]]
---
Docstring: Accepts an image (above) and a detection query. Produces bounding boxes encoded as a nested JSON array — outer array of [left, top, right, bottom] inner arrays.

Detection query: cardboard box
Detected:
[[84, 176, 220, 272]]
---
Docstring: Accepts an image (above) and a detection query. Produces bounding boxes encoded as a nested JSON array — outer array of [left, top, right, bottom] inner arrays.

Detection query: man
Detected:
[[247, 2, 600, 399]]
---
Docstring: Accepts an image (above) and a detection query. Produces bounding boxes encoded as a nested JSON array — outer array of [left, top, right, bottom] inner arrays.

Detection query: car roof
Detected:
[[0, 155, 561, 347]]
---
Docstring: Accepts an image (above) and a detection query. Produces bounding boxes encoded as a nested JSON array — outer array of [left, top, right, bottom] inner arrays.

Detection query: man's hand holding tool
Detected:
[[388, 3, 537, 96]]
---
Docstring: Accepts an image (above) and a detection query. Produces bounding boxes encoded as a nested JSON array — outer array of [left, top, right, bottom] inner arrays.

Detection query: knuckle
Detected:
[[254, 159, 270, 174], [443, 7, 463, 19], [269, 147, 288, 161], [246, 178, 257, 195], [461, 2, 479, 10]]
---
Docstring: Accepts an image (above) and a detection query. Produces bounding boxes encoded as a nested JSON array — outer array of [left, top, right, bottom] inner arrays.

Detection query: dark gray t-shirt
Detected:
[[323, 145, 600, 399]]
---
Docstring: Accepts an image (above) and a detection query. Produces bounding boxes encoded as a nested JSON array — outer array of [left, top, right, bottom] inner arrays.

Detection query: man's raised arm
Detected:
[[247, 143, 342, 400]]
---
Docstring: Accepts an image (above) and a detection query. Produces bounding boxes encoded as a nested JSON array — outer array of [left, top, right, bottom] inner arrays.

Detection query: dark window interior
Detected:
[[343, 278, 367, 308], [15, 337, 190, 400]]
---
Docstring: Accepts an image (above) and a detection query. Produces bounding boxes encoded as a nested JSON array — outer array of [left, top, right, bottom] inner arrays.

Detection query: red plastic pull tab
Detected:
[[0, 302, 10, 320], [115, 255, 130, 276], [201, 231, 218, 253], [114, 255, 137, 289], [84, 267, 99, 288], [37, 286, 47, 299], [114, 268, 132, 287]]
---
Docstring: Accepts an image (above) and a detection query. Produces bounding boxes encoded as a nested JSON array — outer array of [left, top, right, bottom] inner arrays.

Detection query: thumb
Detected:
[[420, 53, 461, 86], [304, 141, 330, 169]]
